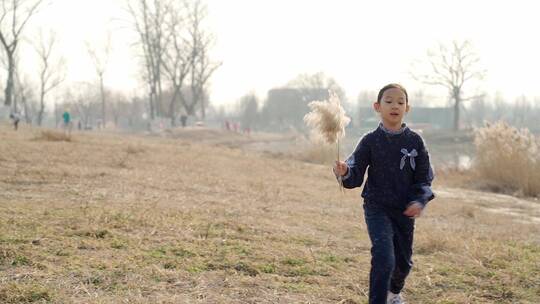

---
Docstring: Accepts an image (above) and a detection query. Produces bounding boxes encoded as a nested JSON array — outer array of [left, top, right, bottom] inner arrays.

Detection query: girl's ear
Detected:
[[373, 102, 380, 113], [405, 104, 410, 113]]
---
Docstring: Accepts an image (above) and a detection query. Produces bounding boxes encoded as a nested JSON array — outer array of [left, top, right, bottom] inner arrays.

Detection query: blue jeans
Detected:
[[364, 204, 415, 304]]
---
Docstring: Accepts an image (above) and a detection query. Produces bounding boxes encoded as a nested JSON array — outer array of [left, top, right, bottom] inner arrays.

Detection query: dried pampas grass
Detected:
[[304, 91, 351, 191], [303, 91, 350, 145]]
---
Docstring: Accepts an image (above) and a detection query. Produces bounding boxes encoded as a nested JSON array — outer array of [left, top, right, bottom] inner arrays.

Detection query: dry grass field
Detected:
[[1, 125, 539, 303]]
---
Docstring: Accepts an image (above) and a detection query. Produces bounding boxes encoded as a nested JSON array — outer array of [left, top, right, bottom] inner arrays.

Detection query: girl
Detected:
[[334, 83, 435, 304]]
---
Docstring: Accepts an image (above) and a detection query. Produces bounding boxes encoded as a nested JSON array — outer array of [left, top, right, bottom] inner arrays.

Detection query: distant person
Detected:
[[224, 120, 230, 131], [62, 110, 72, 135], [333, 83, 435, 304], [180, 114, 188, 127], [9, 112, 20, 131], [179, 108, 188, 128]]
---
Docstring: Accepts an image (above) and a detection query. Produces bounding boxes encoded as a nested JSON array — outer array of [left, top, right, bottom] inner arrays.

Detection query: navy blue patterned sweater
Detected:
[[342, 123, 435, 211]]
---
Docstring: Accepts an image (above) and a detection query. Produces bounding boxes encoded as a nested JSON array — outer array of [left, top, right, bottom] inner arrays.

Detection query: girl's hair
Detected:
[[376, 83, 408, 103]]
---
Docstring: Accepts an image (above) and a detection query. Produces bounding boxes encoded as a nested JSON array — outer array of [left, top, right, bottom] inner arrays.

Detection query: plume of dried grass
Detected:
[[303, 91, 351, 145], [304, 91, 351, 191]]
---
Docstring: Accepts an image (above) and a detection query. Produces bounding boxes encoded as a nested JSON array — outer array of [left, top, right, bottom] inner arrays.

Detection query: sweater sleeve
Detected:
[[341, 134, 371, 189], [408, 136, 435, 206]]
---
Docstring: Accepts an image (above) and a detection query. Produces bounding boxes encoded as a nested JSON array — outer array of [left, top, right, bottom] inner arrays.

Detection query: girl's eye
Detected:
[[398, 102, 404, 105]]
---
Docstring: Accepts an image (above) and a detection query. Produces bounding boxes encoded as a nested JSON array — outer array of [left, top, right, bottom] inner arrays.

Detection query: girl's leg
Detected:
[[364, 206, 395, 304], [390, 216, 415, 294]]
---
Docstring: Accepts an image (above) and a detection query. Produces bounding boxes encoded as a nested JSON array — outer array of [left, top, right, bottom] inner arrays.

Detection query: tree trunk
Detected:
[[4, 55, 15, 106], [453, 94, 461, 131], [200, 89, 205, 120], [100, 76, 106, 126], [21, 95, 31, 124], [185, 102, 195, 117], [169, 88, 178, 127], [13, 87, 18, 113], [156, 67, 163, 117], [148, 83, 156, 120], [38, 86, 45, 126]]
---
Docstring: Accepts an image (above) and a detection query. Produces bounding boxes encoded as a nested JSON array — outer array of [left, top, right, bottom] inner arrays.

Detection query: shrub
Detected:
[[473, 121, 540, 196], [35, 130, 71, 142]]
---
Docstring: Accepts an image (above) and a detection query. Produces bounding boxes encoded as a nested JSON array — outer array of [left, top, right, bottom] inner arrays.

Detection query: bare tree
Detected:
[[412, 40, 485, 130], [186, 0, 220, 119], [15, 68, 36, 123], [127, 0, 170, 119], [86, 33, 111, 127], [2, 50, 21, 112], [189, 38, 220, 119], [108, 90, 129, 127], [238, 93, 259, 131], [65, 82, 99, 129], [161, 5, 191, 126], [34, 30, 65, 125], [0, 0, 43, 107]]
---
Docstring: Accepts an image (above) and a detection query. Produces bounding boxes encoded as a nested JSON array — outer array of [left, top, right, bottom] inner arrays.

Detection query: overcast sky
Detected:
[[19, 0, 540, 107]]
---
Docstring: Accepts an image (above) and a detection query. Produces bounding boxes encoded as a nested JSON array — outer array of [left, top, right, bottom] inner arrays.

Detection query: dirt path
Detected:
[[436, 187, 540, 224]]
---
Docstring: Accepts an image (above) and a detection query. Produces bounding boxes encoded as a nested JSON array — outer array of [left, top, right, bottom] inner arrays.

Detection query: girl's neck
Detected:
[[381, 120, 404, 132]]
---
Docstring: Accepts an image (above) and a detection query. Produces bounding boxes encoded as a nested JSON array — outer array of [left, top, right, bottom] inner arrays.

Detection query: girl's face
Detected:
[[373, 88, 410, 128]]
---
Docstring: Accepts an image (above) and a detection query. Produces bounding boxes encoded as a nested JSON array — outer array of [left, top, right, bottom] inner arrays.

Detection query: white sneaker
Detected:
[[387, 292, 405, 304]]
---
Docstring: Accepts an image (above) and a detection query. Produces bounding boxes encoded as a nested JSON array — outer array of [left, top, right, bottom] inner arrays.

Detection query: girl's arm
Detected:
[[408, 137, 435, 206], [341, 135, 371, 189]]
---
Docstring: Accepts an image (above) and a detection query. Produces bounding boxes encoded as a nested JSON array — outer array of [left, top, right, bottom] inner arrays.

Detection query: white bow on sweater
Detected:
[[400, 148, 418, 170]]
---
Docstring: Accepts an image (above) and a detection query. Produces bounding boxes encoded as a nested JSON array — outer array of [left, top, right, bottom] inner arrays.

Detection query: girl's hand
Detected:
[[333, 161, 348, 177], [403, 202, 423, 218]]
